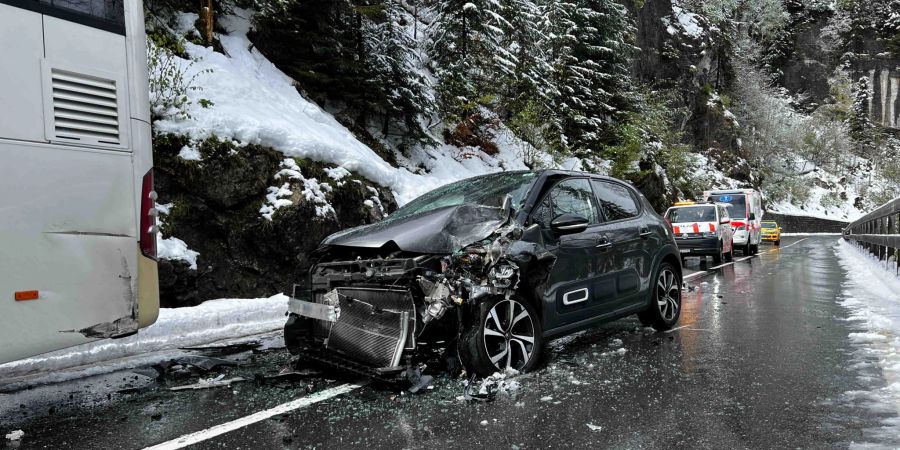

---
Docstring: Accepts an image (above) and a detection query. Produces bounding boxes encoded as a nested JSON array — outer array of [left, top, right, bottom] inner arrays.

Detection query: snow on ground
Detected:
[[835, 240, 900, 443], [154, 10, 575, 206], [0, 295, 287, 389]]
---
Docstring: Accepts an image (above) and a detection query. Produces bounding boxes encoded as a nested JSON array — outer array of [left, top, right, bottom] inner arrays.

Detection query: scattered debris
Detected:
[[586, 423, 602, 432], [5, 430, 24, 441], [169, 374, 247, 391], [540, 395, 553, 402], [263, 367, 322, 383], [463, 369, 520, 402], [480, 420, 489, 426]]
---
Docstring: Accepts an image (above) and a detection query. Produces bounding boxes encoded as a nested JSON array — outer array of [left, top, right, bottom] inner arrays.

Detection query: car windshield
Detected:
[[666, 206, 716, 222], [762, 222, 776, 229], [388, 171, 537, 221], [708, 194, 747, 218]]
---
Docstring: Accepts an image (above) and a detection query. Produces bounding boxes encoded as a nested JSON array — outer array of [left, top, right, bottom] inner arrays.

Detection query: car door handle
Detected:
[[639, 227, 652, 238], [596, 237, 613, 250]]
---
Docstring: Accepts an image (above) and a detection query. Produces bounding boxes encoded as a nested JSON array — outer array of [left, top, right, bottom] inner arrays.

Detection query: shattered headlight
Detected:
[[488, 263, 518, 289]]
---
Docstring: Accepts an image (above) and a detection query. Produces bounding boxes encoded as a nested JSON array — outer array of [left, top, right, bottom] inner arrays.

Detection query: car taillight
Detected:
[[140, 169, 158, 260]]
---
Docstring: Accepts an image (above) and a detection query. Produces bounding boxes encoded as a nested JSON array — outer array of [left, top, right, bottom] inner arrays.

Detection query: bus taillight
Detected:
[[140, 169, 158, 260]]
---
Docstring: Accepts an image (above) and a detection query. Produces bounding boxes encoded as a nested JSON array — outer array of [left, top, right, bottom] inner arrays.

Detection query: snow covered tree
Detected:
[[548, 0, 637, 158], [847, 76, 877, 155], [364, 1, 434, 145], [496, 0, 549, 112], [427, 0, 516, 120]]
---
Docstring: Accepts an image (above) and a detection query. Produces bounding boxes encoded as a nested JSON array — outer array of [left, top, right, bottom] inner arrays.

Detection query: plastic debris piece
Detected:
[[5, 430, 24, 441], [169, 375, 246, 391]]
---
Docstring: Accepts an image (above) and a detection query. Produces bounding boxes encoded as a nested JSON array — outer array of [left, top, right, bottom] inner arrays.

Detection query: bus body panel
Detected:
[[0, 4, 47, 142], [0, 0, 158, 365], [0, 141, 140, 364]]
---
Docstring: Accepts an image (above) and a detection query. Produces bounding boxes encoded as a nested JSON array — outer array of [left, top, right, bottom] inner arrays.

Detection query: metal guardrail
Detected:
[[843, 197, 900, 274]]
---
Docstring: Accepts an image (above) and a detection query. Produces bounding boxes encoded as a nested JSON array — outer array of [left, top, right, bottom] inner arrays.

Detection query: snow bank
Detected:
[[835, 240, 900, 443], [0, 295, 287, 388], [154, 10, 579, 205]]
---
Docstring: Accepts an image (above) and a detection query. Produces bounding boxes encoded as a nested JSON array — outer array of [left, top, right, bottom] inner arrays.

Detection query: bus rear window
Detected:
[[709, 194, 747, 218], [5, 0, 125, 34]]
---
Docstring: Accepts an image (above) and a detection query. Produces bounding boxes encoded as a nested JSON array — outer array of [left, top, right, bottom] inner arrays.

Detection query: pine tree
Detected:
[[549, 0, 636, 157], [365, 1, 434, 145], [848, 76, 878, 156], [427, 0, 515, 120], [497, 0, 548, 112]]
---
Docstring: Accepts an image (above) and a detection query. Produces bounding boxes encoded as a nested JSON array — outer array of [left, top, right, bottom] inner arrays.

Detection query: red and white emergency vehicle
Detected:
[[702, 189, 763, 255], [665, 201, 734, 263]]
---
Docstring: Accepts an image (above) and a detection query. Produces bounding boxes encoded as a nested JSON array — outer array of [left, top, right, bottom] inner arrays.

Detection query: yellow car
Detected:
[[761, 221, 781, 245]]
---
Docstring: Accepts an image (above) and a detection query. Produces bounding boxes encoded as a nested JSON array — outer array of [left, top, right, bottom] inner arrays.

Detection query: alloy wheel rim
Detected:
[[656, 269, 680, 321], [483, 299, 536, 371]]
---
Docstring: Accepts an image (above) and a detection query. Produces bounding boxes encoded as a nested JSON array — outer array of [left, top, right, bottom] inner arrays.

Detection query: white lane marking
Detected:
[[683, 237, 811, 289], [684, 238, 810, 283], [144, 382, 367, 450], [778, 238, 807, 250], [682, 271, 706, 280]]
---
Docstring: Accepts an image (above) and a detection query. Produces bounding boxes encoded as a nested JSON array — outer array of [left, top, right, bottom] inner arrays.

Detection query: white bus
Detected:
[[0, 0, 159, 364]]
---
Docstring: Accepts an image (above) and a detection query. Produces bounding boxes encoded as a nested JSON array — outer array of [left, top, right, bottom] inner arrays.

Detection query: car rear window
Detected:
[[762, 222, 776, 228], [591, 180, 639, 221], [666, 206, 716, 223]]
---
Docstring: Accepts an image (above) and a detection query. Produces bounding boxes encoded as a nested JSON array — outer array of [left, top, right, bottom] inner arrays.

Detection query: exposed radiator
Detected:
[[322, 287, 416, 368]]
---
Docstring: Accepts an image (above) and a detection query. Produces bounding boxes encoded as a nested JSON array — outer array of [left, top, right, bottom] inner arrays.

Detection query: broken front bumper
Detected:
[[288, 287, 417, 371]]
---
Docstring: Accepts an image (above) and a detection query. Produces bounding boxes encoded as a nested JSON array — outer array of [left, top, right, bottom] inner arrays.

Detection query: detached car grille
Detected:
[[315, 287, 416, 368]]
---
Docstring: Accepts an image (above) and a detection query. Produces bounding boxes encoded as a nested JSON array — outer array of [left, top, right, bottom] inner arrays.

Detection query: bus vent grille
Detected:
[[50, 69, 121, 146]]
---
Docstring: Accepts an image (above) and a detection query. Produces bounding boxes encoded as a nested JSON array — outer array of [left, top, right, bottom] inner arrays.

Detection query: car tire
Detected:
[[743, 242, 751, 255], [775, 239, 781, 246], [637, 262, 682, 331], [458, 296, 544, 377], [713, 241, 724, 264]]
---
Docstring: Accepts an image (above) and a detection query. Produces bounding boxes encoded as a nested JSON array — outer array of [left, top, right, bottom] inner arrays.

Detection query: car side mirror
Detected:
[[720, 218, 731, 224], [749, 213, 756, 220], [550, 213, 589, 235]]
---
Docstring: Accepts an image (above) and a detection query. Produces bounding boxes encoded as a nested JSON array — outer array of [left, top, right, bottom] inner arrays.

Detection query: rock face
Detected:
[[863, 63, 900, 130], [153, 134, 397, 307]]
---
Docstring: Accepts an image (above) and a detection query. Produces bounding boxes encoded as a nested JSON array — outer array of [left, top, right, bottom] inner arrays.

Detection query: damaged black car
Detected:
[[284, 170, 682, 380]]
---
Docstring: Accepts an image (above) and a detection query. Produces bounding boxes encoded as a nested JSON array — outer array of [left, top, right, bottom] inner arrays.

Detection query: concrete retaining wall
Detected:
[[763, 212, 849, 233]]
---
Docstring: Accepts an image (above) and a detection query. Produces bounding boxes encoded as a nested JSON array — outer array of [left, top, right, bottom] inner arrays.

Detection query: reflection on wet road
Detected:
[[3, 237, 899, 449]]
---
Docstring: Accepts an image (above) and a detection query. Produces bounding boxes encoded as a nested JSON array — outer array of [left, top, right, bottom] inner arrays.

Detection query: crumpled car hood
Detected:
[[321, 204, 507, 253]]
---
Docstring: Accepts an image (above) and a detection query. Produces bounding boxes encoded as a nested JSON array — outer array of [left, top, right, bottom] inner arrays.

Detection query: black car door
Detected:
[[528, 177, 605, 331], [590, 180, 654, 313]]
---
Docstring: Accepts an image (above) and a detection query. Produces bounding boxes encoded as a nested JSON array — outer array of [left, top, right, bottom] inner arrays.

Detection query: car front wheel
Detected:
[[638, 262, 682, 331], [458, 296, 544, 377]]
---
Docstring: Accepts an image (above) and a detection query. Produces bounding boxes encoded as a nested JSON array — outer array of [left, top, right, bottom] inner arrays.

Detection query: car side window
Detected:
[[531, 178, 599, 229], [591, 180, 639, 222]]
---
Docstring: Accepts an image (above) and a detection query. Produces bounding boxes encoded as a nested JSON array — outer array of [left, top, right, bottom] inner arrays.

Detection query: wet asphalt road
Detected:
[[3, 236, 900, 449]]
